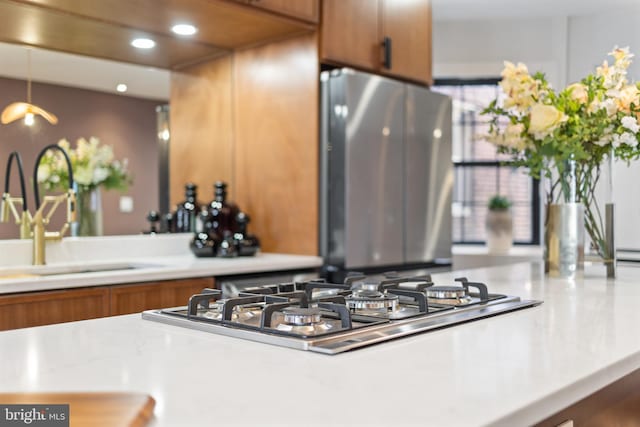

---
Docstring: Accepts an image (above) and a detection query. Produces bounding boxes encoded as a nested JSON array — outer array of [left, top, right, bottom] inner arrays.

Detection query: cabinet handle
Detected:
[[382, 36, 392, 69]]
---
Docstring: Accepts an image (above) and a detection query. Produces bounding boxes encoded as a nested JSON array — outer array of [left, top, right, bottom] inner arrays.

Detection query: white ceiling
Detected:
[[0, 43, 170, 101], [432, 0, 639, 21]]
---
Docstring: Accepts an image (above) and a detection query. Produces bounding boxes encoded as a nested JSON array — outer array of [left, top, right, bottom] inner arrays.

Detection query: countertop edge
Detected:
[[0, 254, 324, 294]]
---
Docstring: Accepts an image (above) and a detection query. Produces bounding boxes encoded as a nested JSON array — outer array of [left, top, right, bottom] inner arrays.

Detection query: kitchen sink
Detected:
[[0, 262, 165, 280]]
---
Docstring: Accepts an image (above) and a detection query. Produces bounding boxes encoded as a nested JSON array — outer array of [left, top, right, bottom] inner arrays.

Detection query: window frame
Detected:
[[433, 78, 541, 246]]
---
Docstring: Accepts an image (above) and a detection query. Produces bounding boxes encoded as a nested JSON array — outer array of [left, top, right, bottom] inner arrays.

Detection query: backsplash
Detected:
[[0, 234, 192, 267]]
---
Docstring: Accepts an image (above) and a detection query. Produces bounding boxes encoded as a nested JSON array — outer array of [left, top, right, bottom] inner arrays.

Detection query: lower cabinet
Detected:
[[110, 277, 214, 315], [0, 277, 215, 331], [535, 367, 640, 426], [0, 287, 110, 331]]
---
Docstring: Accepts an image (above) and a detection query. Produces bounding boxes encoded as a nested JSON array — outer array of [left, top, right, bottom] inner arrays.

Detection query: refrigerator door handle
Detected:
[[382, 36, 392, 69]]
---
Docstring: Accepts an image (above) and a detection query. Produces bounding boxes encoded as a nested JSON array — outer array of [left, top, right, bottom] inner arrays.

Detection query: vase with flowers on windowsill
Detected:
[[37, 137, 132, 236], [481, 46, 640, 278]]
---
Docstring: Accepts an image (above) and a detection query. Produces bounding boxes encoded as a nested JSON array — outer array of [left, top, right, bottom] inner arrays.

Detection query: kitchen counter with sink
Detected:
[[0, 234, 323, 294], [1, 262, 640, 426]]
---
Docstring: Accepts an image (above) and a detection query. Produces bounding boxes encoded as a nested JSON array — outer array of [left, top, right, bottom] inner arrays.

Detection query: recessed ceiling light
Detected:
[[116, 83, 128, 93], [171, 24, 198, 36], [131, 38, 156, 49]]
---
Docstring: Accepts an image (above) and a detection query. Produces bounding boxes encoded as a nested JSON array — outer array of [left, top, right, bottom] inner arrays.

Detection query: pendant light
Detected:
[[1, 49, 58, 126]]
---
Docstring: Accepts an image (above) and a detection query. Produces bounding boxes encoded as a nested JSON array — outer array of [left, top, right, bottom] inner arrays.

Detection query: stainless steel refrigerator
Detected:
[[320, 69, 452, 280]]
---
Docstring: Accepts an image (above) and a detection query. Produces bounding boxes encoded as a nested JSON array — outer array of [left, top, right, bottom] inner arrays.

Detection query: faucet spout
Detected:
[[29, 144, 77, 265], [33, 144, 75, 210], [1, 151, 30, 239]]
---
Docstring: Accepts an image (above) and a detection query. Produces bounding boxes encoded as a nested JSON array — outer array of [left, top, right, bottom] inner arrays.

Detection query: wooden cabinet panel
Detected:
[[110, 277, 214, 315], [380, 0, 432, 85], [247, 0, 319, 23], [320, 0, 432, 85], [535, 367, 640, 426], [0, 287, 109, 331], [170, 56, 234, 207], [320, 0, 379, 70], [234, 34, 319, 255]]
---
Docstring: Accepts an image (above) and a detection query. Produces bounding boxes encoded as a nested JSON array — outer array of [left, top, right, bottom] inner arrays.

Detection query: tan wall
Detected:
[[0, 77, 162, 239]]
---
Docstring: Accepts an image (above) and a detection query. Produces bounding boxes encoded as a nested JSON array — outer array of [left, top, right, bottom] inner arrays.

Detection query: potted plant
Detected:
[[486, 195, 513, 254]]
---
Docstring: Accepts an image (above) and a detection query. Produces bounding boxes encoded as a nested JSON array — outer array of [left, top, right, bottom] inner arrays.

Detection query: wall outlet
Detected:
[[119, 196, 134, 213]]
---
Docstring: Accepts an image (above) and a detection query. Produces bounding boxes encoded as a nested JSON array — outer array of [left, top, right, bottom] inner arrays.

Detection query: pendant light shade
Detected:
[[0, 49, 58, 126], [1, 102, 58, 125]]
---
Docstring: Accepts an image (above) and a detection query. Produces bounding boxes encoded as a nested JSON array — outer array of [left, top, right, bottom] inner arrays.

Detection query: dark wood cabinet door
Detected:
[[320, 0, 379, 70], [0, 287, 110, 331], [247, 0, 319, 23], [380, 0, 432, 85], [110, 277, 215, 315]]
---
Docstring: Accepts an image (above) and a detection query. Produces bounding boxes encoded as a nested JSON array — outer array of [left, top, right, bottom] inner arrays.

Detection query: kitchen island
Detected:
[[1, 262, 639, 426]]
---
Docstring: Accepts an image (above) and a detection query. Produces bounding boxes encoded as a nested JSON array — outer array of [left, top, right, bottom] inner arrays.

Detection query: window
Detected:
[[432, 79, 540, 245]]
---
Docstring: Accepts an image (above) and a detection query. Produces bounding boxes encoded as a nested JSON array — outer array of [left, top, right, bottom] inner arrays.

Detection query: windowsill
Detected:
[[452, 244, 543, 270]]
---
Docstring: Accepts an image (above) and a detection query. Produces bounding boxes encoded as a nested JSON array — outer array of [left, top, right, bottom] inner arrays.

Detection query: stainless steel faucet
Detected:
[[1, 145, 76, 265]]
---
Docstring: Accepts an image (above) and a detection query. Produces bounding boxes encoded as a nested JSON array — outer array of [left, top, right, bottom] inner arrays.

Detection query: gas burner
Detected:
[[345, 289, 399, 311], [276, 307, 334, 335], [203, 302, 264, 322], [281, 307, 323, 326], [425, 285, 471, 305]]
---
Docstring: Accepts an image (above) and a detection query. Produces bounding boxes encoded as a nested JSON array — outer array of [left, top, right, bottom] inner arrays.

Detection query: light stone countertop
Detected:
[[0, 234, 323, 294], [1, 262, 639, 426]]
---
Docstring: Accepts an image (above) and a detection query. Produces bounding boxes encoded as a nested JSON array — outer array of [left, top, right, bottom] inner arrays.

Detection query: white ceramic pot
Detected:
[[485, 209, 513, 254]]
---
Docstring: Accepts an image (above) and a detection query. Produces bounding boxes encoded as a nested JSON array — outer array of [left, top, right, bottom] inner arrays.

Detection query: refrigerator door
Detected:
[[323, 70, 405, 269], [404, 87, 452, 263]]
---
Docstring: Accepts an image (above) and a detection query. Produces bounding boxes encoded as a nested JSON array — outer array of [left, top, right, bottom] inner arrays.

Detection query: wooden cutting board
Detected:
[[0, 392, 155, 427]]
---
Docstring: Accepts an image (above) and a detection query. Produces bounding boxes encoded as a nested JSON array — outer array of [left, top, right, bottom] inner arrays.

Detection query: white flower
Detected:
[[92, 167, 109, 184], [611, 132, 638, 148], [622, 132, 638, 147], [37, 164, 50, 183], [621, 115, 640, 133], [74, 166, 93, 186], [589, 98, 618, 117]]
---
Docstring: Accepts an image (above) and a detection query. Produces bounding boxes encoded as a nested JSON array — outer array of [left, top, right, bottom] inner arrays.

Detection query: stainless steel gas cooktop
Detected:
[[142, 274, 542, 354]]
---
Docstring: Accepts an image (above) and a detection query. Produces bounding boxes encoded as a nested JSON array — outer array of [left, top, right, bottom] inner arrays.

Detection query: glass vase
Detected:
[[544, 158, 585, 278], [73, 186, 104, 237], [580, 151, 616, 277]]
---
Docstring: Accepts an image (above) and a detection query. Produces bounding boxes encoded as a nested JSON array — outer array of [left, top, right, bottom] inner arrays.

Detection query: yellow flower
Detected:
[[567, 83, 588, 104], [500, 61, 539, 111], [503, 123, 528, 150], [615, 84, 640, 112], [529, 104, 566, 139]]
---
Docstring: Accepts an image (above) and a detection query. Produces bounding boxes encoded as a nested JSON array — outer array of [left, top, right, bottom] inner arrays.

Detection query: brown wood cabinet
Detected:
[[535, 367, 640, 426], [110, 277, 214, 315], [0, 277, 215, 331], [241, 0, 319, 23], [320, 0, 432, 85], [0, 287, 110, 331]]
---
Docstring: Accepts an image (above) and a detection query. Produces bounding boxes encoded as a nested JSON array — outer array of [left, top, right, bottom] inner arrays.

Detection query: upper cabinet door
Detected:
[[320, 0, 432, 85], [247, 0, 319, 23], [320, 0, 379, 70], [380, 0, 432, 85]]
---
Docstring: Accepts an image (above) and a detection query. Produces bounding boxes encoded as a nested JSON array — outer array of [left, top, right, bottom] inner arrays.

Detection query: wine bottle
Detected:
[[175, 183, 199, 233]]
